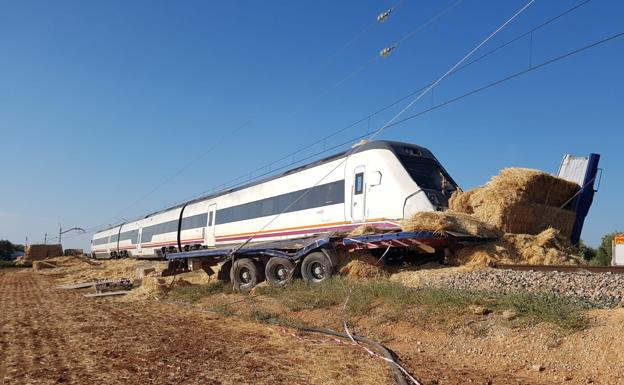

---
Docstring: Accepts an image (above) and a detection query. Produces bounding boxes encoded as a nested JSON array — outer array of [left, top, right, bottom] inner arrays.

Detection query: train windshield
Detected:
[[397, 155, 456, 192]]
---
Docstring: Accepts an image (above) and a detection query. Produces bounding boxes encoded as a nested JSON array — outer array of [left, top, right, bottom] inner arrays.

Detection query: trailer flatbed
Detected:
[[163, 230, 492, 289]]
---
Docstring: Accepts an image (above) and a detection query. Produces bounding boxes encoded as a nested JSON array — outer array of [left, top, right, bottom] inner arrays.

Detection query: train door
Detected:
[[205, 204, 217, 246], [136, 228, 142, 256], [351, 166, 366, 223]]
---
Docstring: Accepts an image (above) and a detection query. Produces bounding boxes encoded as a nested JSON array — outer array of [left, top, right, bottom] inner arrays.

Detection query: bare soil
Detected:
[[0, 269, 393, 385], [4, 258, 624, 385]]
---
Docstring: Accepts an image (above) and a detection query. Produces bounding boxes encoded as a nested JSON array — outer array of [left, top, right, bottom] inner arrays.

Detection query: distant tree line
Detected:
[[580, 231, 621, 266], [0, 240, 25, 258]]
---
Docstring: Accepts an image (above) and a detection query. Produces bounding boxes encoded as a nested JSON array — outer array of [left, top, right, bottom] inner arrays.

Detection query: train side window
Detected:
[[208, 211, 214, 226], [354, 173, 364, 195]]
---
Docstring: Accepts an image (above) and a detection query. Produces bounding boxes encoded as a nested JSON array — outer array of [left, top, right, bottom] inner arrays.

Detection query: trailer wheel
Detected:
[[217, 260, 232, 281], [265, 257, 295, 286], [230, 258, 264, 291], [301, 252, 334, 283]]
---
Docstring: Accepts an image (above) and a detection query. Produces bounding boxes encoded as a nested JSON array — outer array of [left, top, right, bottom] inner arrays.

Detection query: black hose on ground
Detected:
[[299, 326, 410, 385]]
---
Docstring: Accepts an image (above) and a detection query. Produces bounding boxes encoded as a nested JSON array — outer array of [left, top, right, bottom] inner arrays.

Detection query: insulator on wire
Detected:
[[377, 9, 392, 23], [379, 46, 395, 57]]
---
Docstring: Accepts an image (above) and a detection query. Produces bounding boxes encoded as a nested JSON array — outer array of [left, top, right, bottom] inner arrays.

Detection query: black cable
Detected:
[[300, 326, 411, 385]]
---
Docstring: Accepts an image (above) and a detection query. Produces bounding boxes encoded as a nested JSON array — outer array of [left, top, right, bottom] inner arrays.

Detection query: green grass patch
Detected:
[[168, 281, 232, 302], [0, 260, 31, 268], [257, 277, 416, 314], [258, 278, 586, 331]]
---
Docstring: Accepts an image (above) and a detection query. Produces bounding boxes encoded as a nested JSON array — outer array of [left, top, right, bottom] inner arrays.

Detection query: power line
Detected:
[[382, 0, 465, 56], [229, 0, 537, 252], [65, 29, 624, 243], [79, 0, 590, 236], [87, 3, 414, 230], [165, 0, 592, 209]]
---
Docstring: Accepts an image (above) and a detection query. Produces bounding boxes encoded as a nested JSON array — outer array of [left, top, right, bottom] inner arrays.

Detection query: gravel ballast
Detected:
[[427, 269, 624, 308]]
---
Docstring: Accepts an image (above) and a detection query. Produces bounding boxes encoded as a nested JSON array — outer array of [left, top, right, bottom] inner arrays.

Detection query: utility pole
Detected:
[[58, 226, 86, 244], [44, 233, 47, 244]]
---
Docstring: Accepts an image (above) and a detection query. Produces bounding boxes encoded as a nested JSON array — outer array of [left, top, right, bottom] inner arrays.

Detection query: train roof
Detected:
[[95, 140, 434, 233]]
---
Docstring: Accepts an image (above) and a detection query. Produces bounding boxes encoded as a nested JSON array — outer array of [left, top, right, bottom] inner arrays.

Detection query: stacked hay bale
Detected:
[[25, 244, 64, 260], [402, 168, 583, 267], [448, 168, 578, 237]]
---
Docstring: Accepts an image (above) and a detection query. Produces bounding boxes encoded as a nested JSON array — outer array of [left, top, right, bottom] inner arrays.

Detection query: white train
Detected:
[[91, 141, 458, 259]]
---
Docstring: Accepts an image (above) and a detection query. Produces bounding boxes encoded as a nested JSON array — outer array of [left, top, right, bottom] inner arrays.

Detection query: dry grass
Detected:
[[347, 224, 382, 236]]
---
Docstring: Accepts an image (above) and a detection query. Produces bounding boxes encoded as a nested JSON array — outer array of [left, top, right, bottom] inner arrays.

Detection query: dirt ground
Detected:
[[0, 269, 394, 385], [3, 259, 624, 385]]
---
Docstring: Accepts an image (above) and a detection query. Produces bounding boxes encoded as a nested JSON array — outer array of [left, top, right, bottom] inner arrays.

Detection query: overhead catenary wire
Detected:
[[227, 0, 537, 255], [99, 0, 470, 219], [108, 120, 253, 221], [82, 0, 417, 233], [71, 0, 599, 243], [380, 0, 465, 58], [63, 27, 622, 245], [158, 0, 592, 212]]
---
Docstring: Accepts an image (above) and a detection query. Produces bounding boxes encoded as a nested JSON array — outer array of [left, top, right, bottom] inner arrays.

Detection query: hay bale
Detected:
[[402, 211, 499, 238], [448, 168, 578, 238], [25, 244, 64, 260], [339, 260, 387, 279], [334, 249, 387, 279], [503, 229, 580, 265], [448, 228, 582, 267]]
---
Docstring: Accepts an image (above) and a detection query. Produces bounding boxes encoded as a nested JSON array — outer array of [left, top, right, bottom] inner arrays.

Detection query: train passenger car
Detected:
[[116, 221, 140, 258], [90, 225, 121, 259], [91, 140, 458, 258], [136, 208, 182, 258]]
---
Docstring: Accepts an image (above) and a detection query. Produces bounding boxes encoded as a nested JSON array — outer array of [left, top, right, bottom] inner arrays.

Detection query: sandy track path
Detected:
[[0, 270, 393, 385]]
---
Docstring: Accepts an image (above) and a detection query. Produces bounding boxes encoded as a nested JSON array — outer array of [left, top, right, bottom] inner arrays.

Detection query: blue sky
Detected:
[[1, 0, 622, 250]]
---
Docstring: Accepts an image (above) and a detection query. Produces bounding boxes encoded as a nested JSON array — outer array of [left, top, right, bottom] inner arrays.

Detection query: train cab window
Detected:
[[208, 211, 214, 226], [354, 173, 364, 195]]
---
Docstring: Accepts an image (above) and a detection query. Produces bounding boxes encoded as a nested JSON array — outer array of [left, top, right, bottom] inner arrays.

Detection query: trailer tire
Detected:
[[230, 258, 264, 291], [265, 257, 295, 286], [301, 252, 334, 283], [217, 260, 232, 281]]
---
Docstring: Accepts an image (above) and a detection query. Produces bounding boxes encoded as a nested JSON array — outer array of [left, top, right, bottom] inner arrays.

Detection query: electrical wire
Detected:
[[160, 0, 592, 211], [387, 0, 465, 51], [74, 0, 597, 241], [63, 30, 623, 245], [227, 0, 537, 254]]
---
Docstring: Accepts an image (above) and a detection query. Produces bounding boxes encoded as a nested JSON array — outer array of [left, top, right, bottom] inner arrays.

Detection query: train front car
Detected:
[[388, 141, 458, 217], [345, 141, 458, 226]]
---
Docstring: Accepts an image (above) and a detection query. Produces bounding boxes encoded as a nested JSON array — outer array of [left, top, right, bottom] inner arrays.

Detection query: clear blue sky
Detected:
[[1, 0, 622, 250]]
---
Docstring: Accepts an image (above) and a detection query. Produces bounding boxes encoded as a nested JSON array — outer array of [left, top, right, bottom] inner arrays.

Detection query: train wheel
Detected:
[[265, 257, 295, 286], [230, 258, 264, 291], [301, 252, 334, 284]]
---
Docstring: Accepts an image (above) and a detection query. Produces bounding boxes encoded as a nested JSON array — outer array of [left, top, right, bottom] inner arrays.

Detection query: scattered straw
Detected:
[[402, 211, 499, 238], [449, 228, 582, 267]]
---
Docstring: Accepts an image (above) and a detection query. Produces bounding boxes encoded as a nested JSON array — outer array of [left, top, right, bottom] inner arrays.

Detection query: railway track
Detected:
[[494, 264, 624, 274]]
